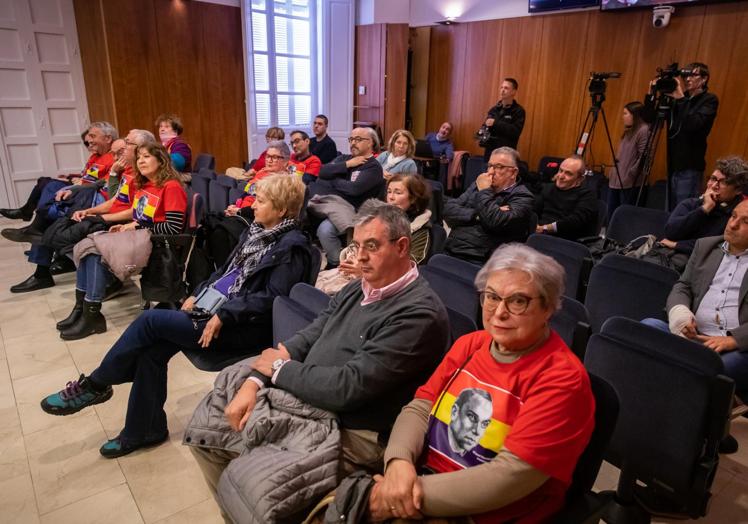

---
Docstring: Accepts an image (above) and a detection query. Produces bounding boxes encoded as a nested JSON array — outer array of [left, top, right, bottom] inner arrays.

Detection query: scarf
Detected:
[[226, 217, 297, 296], [383, 153, 406, 170]]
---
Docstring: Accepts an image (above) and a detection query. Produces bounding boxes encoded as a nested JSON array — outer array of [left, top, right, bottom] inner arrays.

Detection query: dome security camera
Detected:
[[653, 5, 675, 28]]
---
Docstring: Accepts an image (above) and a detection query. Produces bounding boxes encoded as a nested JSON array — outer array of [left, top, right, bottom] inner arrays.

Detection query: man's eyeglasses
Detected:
[[479, 290, 540, 315], [290, 138, 305, 145], [708, 175, 730, 186], [487, 162, 517, 172], [349, 238, 398, 254], [265, 154, 286, 162], [348, 136, 372, 144]]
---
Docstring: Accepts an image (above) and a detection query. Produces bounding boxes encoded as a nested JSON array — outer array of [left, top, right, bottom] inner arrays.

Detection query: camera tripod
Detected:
[[574, 88, 625, 192], [634, 92, 673, 209]]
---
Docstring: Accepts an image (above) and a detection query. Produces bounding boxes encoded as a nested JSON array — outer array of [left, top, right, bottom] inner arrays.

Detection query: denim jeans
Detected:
[[28, 244, 54, 267], [669, 169, 702, 210], [76, 254, 115, 302], [89, 309, 270, 445], [37, 180, 68, 210], [642, 318, 748, 403], [317, 219, 343, 266]]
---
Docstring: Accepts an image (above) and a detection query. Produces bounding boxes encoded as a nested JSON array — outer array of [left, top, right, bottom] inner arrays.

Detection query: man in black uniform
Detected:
[[481, 78, 526, 162]]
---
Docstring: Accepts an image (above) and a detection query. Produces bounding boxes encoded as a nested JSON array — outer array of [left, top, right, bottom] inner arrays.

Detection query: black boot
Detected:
[[50, 256, 76, 275], [0, 204, 33, 221], [10, 266, 54, 293], [60, 301, 107, 341], [56, 290, 85, 331]]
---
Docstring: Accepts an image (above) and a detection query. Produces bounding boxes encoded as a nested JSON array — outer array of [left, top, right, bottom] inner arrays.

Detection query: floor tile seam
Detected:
[[34, 479, 130, 518], [148, 496, 214, 524]]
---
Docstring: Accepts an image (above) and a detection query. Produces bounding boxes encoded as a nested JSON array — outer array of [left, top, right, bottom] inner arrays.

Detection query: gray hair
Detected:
[[266, 140, 291, 159], [491, 146, 520, 166], [475, 243, 565, 312], [353, 199, 411, 241], [130, 129, 156, 146], [359, 126, 380, 151], [90, 121, 118, 140]]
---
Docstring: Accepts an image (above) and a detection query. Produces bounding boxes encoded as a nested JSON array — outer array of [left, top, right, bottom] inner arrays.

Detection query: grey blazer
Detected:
[[667, 235, 748, 350]]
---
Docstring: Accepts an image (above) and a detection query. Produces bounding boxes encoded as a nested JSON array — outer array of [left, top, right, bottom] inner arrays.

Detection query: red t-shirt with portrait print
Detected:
[[109, 166, 135, 214], [290, 153, 322, 178], [79, 152, 115, 185], [415, 330, 595, 524], [131, 179, 187, 228]]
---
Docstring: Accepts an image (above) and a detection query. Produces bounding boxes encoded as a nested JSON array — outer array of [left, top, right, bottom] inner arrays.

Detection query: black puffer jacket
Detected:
[[444, 183, 535, 263]]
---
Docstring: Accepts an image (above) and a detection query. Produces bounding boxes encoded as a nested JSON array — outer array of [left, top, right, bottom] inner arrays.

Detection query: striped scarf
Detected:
[[226, 218, 298, 296]]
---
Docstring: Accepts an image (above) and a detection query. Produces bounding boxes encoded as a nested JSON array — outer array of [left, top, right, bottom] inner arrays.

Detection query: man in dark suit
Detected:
[[644, 199, 748, 451]]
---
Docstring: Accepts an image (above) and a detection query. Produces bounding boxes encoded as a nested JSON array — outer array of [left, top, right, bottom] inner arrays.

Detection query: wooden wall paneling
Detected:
[[425, 25, 468, 149], [354, 24, 385, 133], [383, 23, 409, 142], [529, 13, 592, 165], [72, 0, 115, 126], [194, 1, 247, 170], [409, 27, 431, 138], [696, 3, 748, 170], [100, 0, 160, 138], [455, 19, 503, 157], [579, 9, 645, 172], [498, 16, 544, 164]]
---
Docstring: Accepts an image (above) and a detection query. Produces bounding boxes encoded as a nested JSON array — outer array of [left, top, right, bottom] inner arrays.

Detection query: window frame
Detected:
[[247, 0, 318, 131]]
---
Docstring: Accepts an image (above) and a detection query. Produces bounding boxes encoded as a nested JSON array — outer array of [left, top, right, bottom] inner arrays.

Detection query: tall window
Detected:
[[249, 0, 317, 128]]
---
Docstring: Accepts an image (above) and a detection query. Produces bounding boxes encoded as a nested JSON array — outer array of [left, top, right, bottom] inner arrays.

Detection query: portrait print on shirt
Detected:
[[132, 191, 158, 226], [425, 369, 515, 470]]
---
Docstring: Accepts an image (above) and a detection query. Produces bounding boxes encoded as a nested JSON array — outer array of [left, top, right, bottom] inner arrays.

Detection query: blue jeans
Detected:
[[38, 180, 68, 210], [89, 309, 270, 444], [76, 254, 115, 302], [669, 169, 702, 210], [317, 219, 343, 266], [28, 244, 54, 267], [642, 318, 748, 403]]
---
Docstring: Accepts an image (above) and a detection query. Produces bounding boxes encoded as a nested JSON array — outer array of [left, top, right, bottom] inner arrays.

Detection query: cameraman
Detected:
[[646, 62, 719, 209], [481, 78, 526, 162]]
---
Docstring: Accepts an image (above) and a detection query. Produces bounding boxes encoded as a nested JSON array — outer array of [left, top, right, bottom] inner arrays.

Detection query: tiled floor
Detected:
[[0, 216, 746, 523]]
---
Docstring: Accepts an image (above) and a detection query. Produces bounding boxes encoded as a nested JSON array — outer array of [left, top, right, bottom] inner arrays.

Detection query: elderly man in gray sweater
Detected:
[[185, 202, 450, 516]]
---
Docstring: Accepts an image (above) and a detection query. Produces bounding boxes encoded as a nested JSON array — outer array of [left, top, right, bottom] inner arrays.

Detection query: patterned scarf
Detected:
[[226, 217, 298, 296]]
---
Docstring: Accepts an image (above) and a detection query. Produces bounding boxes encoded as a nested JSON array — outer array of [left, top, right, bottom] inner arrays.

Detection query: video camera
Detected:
[[475, 124, 494, 147], [588, 71, 621, 96], [654, 63, 697, 94]]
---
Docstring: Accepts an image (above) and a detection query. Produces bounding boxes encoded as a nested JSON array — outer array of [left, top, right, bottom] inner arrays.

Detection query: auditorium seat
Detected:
[[208, 180, 231, 214], [193, 153, 216, 172], [527, 234, 593, 302], [584, 254, 678, 332], [550, 296, 591, 360], [585, 317, 734, 522], [606, 204, 669, 244]]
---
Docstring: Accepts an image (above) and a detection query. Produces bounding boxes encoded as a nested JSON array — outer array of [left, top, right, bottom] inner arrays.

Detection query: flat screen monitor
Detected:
[[529, 0, 600, 12], [601, 0, 700, 10]]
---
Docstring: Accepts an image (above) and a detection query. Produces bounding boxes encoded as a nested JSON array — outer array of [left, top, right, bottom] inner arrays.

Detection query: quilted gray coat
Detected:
[[183, 359, 341, 523]]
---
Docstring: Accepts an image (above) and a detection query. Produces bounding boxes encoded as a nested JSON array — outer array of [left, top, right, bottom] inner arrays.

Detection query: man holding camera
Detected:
[[480, 78, 526, 162], [647, 62, 719, 209]]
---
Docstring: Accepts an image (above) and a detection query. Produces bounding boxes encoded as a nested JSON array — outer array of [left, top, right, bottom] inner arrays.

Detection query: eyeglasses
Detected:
[[708, 175, 730, 186], [479, 290, 540, 315], [124, 140, 138, 147], [290, 138, 306, 145], [265, 154, 286, 162], [487, 163, 517, 172], [348, 136, 372, 144], [349, 238, 397, 254]]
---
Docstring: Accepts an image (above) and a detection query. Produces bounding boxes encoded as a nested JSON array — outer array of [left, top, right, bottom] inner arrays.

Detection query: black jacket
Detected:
[[484, 100, 526, 150], [536, 183, 598, 240], [310, 155, 384, 209], [645, 90, 718, 172], [664, 195, 740, 254], [194, 228, 313, 327], [444, 183, 535, 263]]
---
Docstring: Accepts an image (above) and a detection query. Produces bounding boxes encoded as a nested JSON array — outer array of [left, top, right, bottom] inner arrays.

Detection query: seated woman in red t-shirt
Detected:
[[369, 243, 596, 524], [58, 142, 187, 341], [206, 141, 299, 269]]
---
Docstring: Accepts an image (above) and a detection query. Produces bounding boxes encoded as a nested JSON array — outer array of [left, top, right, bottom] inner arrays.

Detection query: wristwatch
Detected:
[[271, 358, 286, 375]]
